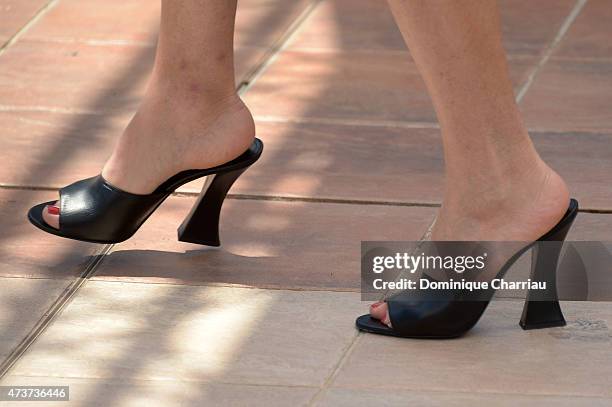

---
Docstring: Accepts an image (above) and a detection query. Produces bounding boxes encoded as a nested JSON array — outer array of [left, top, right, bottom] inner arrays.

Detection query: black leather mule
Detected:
[[28, 138, 263, 245], [356, 199, 579, 338]]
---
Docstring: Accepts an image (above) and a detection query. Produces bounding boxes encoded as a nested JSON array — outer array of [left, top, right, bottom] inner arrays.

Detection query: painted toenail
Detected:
[[47, 205, 60, 215]]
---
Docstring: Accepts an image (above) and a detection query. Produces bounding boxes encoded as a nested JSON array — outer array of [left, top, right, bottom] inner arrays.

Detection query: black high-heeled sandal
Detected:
[[28, 138, 263, 245], [356, 198, 579, 339]]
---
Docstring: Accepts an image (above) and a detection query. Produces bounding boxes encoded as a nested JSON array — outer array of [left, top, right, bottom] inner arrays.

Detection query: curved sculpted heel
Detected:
[[519, 245, 567, 329], [520, 297, 566, 330], [28, 138, 263, 244], [177, 166, 248, 246], [520, 202, 577, 330]]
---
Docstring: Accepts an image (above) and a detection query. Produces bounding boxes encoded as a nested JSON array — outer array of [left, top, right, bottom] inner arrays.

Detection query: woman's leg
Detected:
[[371, 0, 569, 325], [44, 0, 254, 228]]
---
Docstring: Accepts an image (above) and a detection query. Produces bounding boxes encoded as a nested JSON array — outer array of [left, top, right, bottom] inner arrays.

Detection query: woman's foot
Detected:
[[370, 160, 570, 327], [42, 88, 255, 229]]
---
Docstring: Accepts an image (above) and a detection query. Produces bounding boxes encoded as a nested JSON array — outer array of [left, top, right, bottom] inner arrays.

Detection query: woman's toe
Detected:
[[369, 301, 392, 327], [42, 201, 60, 229]]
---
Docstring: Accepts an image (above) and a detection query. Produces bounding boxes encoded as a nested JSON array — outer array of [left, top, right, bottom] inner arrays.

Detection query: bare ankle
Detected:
[[145, 71, 242, 113]]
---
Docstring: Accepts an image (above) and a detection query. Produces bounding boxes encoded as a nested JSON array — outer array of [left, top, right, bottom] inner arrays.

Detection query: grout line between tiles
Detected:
[[212, 193, 440, 208], [515, 0, 588, 103], [0, 244, 113, 380], [1, 276, 362, 293], [3, 184, 612, 213], [253, 114, 441, 129], [0, 0, 60, 57], [308, 331, 362, 406], [4, 373, 321, 390], [327, 383, 612, 401], [0, 105, 103, 115], [15, 37, 157, 47]]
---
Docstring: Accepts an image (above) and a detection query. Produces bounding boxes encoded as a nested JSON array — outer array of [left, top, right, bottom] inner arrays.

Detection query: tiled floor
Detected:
[[1, 0, 611, 406]]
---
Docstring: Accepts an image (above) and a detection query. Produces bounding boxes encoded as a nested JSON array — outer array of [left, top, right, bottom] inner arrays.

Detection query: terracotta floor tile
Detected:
[[235, 46, 272, 84], [563, 213, 612, 301], [0, 189, 103, 279], [570, 213, 612, 241], [316, 388, 612, 407], [531, 131, 612, 211], [497, 0, 576, 56], [0, 0, 48, 44], [243, 50, 536, 124], [0, 40, 264, 113], [91, 196, 436, 289], [555, 0, 612, 59], [0, 40, 154, 113], [234, 0, 311, 48], [287, 0, 406, 52], [335, 300, 612, 397], [23, 0, 309, 49], [0, 278, 71, 362], [520, 59, 612, 131], [229, 122, 445, 203], [0, 376, 316, 407], [8, 282, 363, 387], [22, 0, 159, 45], [288, 0, 575, 56], [0, 111, 126, 188]]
